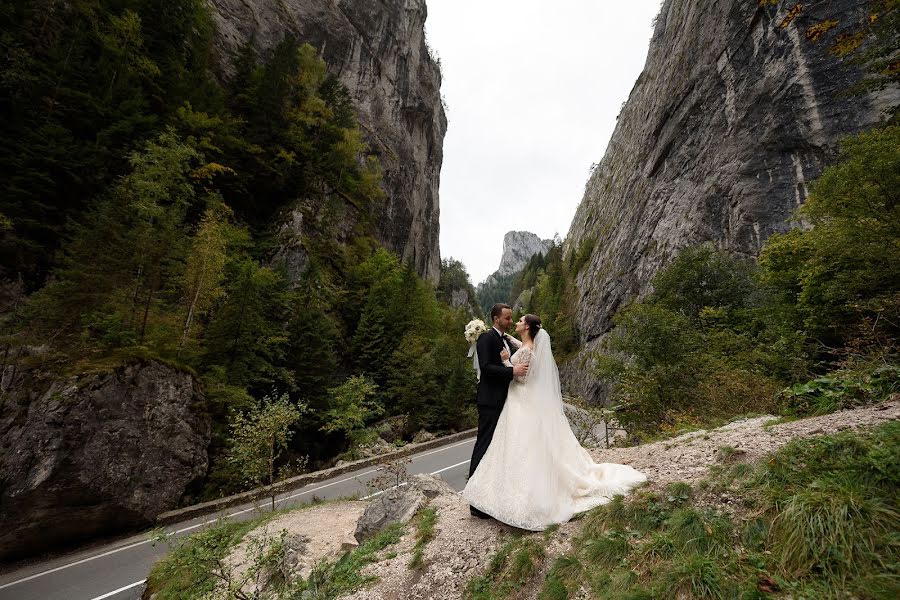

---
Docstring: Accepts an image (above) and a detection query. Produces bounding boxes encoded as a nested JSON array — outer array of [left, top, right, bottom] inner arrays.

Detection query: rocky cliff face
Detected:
[[0, 361, 210, 561], [476, 231, 553, 314], [496, 231, 554, 277], [209, 0, 446, 283], [563, 0, 898, 400], [478, 231, 552, 290]]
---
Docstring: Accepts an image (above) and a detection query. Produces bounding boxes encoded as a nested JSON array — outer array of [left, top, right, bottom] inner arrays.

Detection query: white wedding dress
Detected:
[[462, 329, 647, 531]]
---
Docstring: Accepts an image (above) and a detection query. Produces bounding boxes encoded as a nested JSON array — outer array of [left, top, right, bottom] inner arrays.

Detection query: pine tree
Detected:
[[24, 129, 200, 349], [202, 259, 293, 393]]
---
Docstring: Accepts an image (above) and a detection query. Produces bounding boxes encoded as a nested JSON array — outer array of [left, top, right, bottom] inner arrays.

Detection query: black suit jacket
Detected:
[[475, 329, 515, 410]]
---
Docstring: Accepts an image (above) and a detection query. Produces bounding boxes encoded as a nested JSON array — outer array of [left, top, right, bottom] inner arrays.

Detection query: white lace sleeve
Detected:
[[513, 347, 533, 383], [502, 336, 520, 367]]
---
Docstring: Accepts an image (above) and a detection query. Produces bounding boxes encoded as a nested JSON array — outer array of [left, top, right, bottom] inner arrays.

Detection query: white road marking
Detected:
[[88, 579, 146, 600], [0, 437, 475, 591], [431, 459, 471, 476], [75, 456, 474, 600], [360, 459, 470, 500]]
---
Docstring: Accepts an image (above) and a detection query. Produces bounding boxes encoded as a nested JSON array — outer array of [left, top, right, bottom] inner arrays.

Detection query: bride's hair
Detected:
[[523, 314, 542, 340]]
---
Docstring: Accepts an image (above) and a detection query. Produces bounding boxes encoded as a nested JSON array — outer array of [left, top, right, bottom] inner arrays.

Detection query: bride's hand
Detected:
[[500, 349, 510, 361]]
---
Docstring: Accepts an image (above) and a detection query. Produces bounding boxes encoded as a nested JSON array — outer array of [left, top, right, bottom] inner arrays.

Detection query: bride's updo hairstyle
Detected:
[[524, 314, 542, 340]]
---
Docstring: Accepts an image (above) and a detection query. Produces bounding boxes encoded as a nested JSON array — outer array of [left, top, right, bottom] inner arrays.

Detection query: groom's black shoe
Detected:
[[470, 506, 491, 519]]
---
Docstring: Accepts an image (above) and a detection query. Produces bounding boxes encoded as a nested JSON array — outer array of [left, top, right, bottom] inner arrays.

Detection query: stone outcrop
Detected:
[[482, 232, 553, 285], [563, 0, 898, 400], [448, 287, 481, 316], [354, 474, 454, 542], [0, 361, 210, 561], [477, 231, 552, 301], [270, 207, 308, 289], [209, 0, 447, 283]]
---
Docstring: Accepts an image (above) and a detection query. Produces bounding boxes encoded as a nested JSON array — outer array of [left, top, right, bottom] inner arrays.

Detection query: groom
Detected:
[[468, 303, 528, 518]]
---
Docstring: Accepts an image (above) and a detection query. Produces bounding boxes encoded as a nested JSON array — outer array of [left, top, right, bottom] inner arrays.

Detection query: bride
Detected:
[[462, 314, 647, 531]]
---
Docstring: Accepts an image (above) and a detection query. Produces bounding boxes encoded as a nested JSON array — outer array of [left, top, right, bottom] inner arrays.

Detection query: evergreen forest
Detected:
[[0, 0, 476, 500]]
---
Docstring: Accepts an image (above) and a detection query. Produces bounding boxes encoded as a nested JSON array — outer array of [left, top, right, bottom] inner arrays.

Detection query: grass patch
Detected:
[[409, 507, 438, 569], [466, 535, 546, 600], [664, 507, 732, 556], [292, 523, 405, 599], [716, 444, 739, 461], [539, 554, 583, 599], [538, 422, 900, 599], [581, 530, 629, 567], [748, 422, 900, 597], [664, 554, 734, 599], [579, 483, 692, 540], [638, 531, 676, 562], [146, 516, 272, 599], [146, 499, 405, 600]]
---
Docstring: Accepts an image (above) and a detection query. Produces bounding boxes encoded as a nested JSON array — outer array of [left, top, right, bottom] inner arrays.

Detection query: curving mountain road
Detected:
[[0, 407, 608, 600], [0, 437, 477, 600]]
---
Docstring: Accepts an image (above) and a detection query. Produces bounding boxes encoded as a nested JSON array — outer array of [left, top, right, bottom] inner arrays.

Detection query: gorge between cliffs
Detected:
[[1, 0, 898, 584]]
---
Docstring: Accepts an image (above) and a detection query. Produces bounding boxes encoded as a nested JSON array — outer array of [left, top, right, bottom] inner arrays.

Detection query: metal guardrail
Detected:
[[602, 406, 628, 448], [561, 395, 628, 448]]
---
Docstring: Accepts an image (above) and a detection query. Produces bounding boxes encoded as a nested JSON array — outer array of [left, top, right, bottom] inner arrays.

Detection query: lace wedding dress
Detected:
[[462, 329, 647, 531]]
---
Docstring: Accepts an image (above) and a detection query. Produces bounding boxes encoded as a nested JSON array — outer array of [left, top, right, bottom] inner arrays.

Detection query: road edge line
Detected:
[[155, 428, 476, 526]]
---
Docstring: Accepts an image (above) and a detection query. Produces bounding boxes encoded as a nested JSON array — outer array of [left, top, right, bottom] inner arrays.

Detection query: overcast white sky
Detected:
[[425, 0, 662, 284]]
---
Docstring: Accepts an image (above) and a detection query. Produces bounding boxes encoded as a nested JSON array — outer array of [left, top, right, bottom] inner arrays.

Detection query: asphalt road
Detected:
[[0, 437, 477, 600]]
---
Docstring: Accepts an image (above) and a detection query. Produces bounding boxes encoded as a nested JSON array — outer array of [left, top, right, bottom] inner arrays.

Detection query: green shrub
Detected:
[[594, 246, 802, 437], [780, 363, 900, 417]]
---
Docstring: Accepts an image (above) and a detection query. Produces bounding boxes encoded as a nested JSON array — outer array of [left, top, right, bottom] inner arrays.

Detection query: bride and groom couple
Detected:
[[462, 304, 647, 531]]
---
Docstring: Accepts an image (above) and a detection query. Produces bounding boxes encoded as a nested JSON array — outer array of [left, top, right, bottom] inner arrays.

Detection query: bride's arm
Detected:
[[507, 336, 523, 349], [513, 348, 533, 383]]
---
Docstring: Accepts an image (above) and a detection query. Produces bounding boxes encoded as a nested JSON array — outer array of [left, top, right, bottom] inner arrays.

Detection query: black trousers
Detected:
[[469, 406, 502, 478]]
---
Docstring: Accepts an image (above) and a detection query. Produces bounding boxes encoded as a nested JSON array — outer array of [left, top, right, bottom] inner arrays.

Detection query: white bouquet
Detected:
[[464, 318, 487, 380], [464, 318, 487, 344]]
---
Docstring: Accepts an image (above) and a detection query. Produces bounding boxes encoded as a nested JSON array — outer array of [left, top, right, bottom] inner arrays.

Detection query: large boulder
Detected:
[[354, 474, 454, 542], [0, 360, 211, 561], [411, 429, 436, 444], [373, 415, 409, 443]]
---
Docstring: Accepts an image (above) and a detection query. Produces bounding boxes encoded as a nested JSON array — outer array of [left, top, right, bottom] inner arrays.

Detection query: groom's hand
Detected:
[[513, 363, 528, 377]]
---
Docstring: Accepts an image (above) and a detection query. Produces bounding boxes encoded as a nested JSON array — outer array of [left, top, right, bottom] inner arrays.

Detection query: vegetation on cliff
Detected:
[[0, 0, 475, 500], [591, 125, 899, 438]]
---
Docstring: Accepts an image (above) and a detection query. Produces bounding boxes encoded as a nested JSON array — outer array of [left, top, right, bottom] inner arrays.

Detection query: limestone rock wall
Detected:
[[210, 0, 447, 282], [563, 0, 898, 400], [495, 231, 553, 278], [0, 361, 210, 561], [478, 231, 553, 292]]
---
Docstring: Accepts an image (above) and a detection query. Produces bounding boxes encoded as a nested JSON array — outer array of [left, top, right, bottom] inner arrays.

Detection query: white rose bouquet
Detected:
[[464, 318, 487, 344], [464, 318, 487, 379]]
